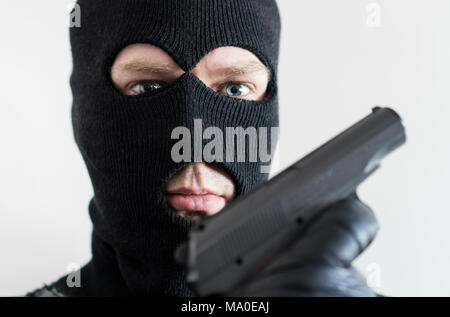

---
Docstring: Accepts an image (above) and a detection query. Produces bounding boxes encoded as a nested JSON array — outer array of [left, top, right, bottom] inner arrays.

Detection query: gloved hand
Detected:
[[228, 193, 379, 297]]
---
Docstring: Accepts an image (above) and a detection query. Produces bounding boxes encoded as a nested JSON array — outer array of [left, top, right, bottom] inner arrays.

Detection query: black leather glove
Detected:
[[228, 193, 379, 297]]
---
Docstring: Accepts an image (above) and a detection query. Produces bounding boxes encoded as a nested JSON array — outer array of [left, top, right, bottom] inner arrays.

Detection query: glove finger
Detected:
[[263, 193, 379, 274], [230, 264, 376, 297]]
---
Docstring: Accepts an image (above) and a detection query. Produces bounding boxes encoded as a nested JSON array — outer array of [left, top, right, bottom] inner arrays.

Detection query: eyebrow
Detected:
[[112, 59, 270, 78], [221, 62, 270, 79], [112, 60, 173, 75]]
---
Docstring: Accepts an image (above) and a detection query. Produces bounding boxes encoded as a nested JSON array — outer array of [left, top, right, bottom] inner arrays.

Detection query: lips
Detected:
[[165, 187, 226, 215]]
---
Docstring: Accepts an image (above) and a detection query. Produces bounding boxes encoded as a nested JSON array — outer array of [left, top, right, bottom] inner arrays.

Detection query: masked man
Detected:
[[27, 0, 378, 297]]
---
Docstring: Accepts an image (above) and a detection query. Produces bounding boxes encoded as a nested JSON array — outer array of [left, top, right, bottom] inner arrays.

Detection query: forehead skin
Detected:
[[110, 44, 185, 87], [192, 46, 270, 87], [110, 44, 270, 95]]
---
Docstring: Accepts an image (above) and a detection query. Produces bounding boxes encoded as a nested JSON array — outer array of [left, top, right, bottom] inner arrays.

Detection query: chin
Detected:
[[176, 210, 208, 221]]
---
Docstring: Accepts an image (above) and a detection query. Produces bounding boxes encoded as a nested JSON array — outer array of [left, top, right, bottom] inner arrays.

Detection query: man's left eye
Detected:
[[223, 83, 250, 98]]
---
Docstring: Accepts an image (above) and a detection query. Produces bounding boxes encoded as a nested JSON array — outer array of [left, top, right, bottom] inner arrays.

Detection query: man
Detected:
[[27, 0, 378, 297]]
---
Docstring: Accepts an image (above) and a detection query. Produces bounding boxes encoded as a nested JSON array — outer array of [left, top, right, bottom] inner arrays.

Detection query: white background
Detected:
[[0, 0, 449, 296]]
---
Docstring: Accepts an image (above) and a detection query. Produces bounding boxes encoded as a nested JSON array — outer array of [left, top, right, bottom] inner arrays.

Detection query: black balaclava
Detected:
[[67, 0, 281, 296]]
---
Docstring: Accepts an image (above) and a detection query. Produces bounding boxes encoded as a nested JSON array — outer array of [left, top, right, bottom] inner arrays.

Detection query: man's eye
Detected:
[[131, 81, 165, 95], [222, 83, 251, 98]]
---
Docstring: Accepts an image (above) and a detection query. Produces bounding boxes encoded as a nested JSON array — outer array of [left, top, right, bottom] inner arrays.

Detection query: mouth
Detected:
[[165, 187, 226, 217]]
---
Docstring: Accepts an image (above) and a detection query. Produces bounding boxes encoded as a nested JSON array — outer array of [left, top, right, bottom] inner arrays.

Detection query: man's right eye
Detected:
[[130, 81, 166, 95]]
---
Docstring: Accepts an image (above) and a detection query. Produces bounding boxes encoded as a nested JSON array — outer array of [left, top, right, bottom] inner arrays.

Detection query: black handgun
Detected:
[[175, 107, 406, 296]]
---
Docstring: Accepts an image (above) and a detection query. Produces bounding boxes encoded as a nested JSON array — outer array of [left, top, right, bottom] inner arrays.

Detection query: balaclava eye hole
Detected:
[[108, 43, 275, 103]]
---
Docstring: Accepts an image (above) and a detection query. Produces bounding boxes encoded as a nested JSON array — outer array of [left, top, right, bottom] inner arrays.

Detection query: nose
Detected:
[[175, 162, 208, 193]]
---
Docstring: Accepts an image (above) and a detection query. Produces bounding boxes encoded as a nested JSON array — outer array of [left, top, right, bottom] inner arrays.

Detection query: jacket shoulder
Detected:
[[26, 273, 83, 297], [26, 284, 66, 297]]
